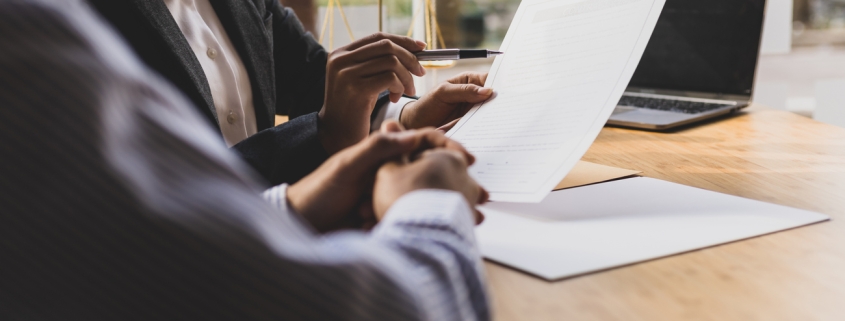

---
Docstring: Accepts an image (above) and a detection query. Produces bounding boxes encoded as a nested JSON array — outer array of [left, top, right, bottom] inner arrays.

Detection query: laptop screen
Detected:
[[628, 0, 766, 97]]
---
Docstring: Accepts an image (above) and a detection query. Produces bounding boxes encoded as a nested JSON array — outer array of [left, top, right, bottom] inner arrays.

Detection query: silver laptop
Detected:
[[608, 0, 767, 130]]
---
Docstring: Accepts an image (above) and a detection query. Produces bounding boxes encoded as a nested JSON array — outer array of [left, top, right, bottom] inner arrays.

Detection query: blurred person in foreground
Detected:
[[87, 0, 493, 186], [0, 1, 490, 320]]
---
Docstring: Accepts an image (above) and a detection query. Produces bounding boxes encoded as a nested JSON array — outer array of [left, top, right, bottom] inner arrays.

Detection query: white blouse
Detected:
[[164, 0, 257, 147], [164, 0, 410, 146]]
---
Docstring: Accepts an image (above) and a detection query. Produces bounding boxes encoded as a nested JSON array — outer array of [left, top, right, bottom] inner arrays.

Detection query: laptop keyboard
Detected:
[[617, 95, 734, 114]]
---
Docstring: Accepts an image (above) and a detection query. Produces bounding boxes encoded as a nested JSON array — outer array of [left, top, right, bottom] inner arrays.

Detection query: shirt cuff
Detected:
[[371, 97, 416, 132], [262, 184, 291, 211], [374, 189, 478, 245], [262, 184, 319, 233]]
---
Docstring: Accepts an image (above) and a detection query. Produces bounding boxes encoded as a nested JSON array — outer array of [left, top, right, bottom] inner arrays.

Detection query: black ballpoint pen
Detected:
[[415, 49, 504, 61]]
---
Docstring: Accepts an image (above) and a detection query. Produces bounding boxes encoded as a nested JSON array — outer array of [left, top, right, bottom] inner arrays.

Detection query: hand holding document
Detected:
[[447, 0, 666, 202]]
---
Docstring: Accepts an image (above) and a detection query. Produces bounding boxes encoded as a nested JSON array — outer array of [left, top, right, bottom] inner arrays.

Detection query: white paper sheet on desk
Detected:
[[446, 0, 666, 202], [476, 177, 830, 280]]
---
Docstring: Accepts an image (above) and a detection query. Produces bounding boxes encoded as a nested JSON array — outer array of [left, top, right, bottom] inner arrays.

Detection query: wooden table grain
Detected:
[[486, 107, 845, 321]]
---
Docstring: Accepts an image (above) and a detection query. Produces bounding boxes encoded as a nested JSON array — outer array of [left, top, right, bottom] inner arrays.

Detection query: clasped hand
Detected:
[[287, 121, 488, 233]]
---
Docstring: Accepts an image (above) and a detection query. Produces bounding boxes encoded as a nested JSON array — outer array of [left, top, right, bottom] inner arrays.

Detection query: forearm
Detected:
[[370, 190, 490, 321], [264, 185, 489, 321], [371, 95, 416, 132], [231, 112, 328, 186], [258, 186, 489, 321]]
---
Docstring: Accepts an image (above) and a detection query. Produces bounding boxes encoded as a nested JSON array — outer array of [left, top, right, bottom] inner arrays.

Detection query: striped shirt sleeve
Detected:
[[0, 1, 490, 320]]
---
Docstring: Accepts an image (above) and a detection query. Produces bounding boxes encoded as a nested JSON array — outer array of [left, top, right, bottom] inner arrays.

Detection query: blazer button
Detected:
[[207, 48, 218, 60], [227, 111, 235, 124]]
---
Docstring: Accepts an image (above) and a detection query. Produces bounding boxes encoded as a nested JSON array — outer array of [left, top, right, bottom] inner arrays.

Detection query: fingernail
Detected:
[[415, 40, 427, 48], [478, 87, 492, 95], [419, 64, 426, 76]]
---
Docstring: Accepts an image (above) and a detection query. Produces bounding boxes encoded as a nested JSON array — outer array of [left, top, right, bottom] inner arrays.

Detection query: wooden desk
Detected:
[[487, 107, 845, 321], [275, 115, 289, 126]]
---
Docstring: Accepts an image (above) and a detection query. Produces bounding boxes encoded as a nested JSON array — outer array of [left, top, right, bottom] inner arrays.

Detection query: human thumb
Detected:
[[344, 130, 419, 175], [440, 83, 493, 103]]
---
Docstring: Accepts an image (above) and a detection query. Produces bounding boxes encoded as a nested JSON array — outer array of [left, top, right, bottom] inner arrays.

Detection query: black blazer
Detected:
[[87, 0, 390, 185]]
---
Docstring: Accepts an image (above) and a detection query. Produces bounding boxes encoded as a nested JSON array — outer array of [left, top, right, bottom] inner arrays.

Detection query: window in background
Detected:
[[793, 0, 845, 45], [311, 0, 519, 93], [751, 0, 845, 127], [311, 0, 519, 49], [295, 0, 845, 123]]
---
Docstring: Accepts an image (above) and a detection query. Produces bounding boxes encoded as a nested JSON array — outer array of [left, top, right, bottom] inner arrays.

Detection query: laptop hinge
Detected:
[[622, 92, 739, 105]]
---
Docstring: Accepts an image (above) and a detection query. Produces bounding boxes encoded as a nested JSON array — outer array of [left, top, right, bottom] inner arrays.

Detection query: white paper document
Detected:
[[447, 0, 666, 202], [476, 177, 830, 280]]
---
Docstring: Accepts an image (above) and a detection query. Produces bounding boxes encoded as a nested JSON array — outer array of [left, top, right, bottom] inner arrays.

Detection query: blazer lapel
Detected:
[[209, 0, 276, 131], [131, 0, 219, 127]]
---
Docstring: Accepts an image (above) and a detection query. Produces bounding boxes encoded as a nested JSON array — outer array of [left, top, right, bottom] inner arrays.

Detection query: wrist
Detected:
[[316, 107, 355, 155], [286, 179, 334, 232], [398, 101, 416, 129], [316, 108, 340, 154], [318, 100, 376, 154], [284, 182, 309, 223]]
